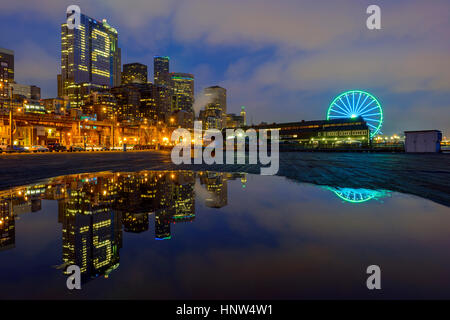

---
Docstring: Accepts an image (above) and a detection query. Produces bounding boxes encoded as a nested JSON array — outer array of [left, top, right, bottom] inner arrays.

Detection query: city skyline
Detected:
[[0, 0, 449, 135]]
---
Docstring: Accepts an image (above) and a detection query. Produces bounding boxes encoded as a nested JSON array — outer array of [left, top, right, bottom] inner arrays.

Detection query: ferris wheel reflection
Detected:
[[326, 187, 391, 203]]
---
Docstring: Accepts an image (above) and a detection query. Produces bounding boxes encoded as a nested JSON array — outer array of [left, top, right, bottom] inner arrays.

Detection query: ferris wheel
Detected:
[[327, 90, 383, 138]]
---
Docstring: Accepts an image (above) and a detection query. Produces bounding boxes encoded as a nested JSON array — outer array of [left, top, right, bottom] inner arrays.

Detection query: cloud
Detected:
[[14, 41, 58, 83], [1, 0, 449, 133]]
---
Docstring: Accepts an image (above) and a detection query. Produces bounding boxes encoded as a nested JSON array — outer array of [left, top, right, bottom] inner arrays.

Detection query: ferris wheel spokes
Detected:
[[327, 90, 383, 137]]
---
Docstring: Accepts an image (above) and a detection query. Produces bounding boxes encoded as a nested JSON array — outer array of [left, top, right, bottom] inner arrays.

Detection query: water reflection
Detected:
[[326, 187, 391, 203], [1, 170, 450, 299], [0, 171, 246, 283]]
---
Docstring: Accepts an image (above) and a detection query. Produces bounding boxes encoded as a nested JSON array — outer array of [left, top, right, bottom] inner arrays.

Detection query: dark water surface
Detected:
[[0, 170, 449, 299]]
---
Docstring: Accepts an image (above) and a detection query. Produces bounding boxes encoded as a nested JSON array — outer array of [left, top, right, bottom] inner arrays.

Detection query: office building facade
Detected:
[[122, 63, 147, 84], [170, 72, 194, 113], [0, 47, 14, 82], [61, 13, 121, 108], [153, 56, 170, 87]]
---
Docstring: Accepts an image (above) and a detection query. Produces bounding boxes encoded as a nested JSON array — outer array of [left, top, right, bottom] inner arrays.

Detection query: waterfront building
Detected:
[[244, 117, 371, 149], [405, 130, 442, 153], [61, 13, 121, 108], [122, 63, 147, 84]]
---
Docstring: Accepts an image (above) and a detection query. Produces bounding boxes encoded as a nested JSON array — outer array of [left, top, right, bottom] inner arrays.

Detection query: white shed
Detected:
[[404, 130, 442, 153]]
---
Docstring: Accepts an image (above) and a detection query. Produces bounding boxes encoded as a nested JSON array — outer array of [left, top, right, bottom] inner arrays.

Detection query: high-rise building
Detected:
[[111, 82, 167, 123], [111, 84, 141, 121], [122, 63, 147, 84], [57, 74, 63, 98], [0, 47, 14, 101], [154, 84, 170, 121], [201, 85, 227, 130], [153, 57, 171, 122], [83, 91, 117, 120], [0, 62, 9, 100], [153, 56, 170, 87], [61, 13, 121, 108], [170, 72, 194, 113], [0, 47, 14, 82]]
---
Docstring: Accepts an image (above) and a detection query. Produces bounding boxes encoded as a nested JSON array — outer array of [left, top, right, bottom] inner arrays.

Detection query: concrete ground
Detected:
[[0, 150, 449, 207]]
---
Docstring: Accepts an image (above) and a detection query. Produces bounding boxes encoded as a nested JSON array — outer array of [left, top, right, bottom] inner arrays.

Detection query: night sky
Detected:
[[0, 0, 449, 135]]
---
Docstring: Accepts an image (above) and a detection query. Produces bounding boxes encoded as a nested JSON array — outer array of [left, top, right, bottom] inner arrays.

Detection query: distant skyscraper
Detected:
[[202, 85, 227, 129], [153, 56, 171, 122], [0, 62, 9, 100], [153, 56, 170, 87], [0, 47, 14, 82], [122, 63, 147, 84], [170, 72, 194, 113], [0, 47, 14, 100], [61, 13, 121, 107]]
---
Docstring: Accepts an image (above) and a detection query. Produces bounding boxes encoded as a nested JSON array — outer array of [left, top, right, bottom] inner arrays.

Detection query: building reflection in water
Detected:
[[0, 171, 390, 284], [0, 171, 246, 283]]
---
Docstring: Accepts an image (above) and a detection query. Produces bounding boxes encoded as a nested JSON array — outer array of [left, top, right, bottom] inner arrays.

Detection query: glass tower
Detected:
[[170, 72, 194, 113], [61, 14, 121, 108], [153, 56, 170, 87]]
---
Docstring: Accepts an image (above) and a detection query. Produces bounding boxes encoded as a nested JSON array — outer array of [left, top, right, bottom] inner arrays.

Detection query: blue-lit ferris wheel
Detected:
[[327, 90, 383, 138]]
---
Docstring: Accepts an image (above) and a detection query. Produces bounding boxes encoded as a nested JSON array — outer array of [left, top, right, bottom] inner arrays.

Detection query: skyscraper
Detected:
[[0, 47, 14, 101], [122, 63, 147, 84], [0, 47, 14, 82], [61, 13, 121, 107], [170, 72, 194, 113], [202, 85, 227, 129], [153, 56, 170, 87], [153, 56, 171, 122]]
